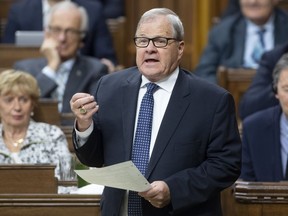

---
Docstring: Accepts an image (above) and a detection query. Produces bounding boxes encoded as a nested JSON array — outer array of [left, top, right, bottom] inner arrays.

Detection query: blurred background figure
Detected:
[[239, 42, 288, 120], [193, 0, 288, 83], [14, 1, 108, 115], [0, 69, 72, 182], [96, 0, 125, 19], [2, 0, 118, 72], [240, 53, 288, 181]]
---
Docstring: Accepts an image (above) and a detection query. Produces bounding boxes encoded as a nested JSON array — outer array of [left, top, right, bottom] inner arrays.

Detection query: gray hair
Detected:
[[44, 1, 89, 38], [272, 53, 288, 93], [136, 8, 184, 41]]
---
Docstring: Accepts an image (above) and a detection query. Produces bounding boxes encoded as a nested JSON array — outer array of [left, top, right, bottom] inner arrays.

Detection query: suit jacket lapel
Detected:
[[271, 106, 283, 180], [146, 70, 191, 178], [122, 70, 142, 161]]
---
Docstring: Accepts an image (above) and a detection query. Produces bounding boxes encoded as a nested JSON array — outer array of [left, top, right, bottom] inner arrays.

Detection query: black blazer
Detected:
[[14, 55, 108, 113], [2, 0, 117, 64], [241, 105, 284, 181], [74, 67, 242, 215]]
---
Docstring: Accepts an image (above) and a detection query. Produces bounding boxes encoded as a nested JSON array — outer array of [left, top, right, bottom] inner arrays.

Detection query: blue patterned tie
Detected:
[[251, 28, 266, 64], [128, 82, 159, 216]]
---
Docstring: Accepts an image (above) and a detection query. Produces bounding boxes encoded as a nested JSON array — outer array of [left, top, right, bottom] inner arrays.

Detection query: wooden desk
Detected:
[[222, 181, 288, 216], [0, 194, 101, 216], [217, 66, 256, 122], [33, 99, 61, 126], [0, 164, 57, 194], [0, 44, 41, 68]]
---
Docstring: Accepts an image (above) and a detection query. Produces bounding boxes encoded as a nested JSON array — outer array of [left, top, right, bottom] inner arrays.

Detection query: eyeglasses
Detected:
[[134, 37, 179, 48], [48, 26, 84, 38]]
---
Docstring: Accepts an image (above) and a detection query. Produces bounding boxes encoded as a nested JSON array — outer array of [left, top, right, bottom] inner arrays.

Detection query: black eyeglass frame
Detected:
[[47, 25, 85, 38], [134, 37, 180, 48]]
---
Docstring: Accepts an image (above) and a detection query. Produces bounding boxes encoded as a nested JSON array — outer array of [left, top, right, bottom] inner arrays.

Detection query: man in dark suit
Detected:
[[2, 0, 117, 71], [240, 53, 288, 181], [239, 42, 288, 120], [193, 0, 288, 83], [70, 8, 241, 215], [14, 1, 108, 114]]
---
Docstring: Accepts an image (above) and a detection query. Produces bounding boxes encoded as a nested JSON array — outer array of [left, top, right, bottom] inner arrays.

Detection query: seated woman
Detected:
[[0, 69, 72, 187]]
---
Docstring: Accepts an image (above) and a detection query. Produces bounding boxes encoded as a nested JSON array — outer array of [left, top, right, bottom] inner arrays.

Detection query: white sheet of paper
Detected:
[[74, 161, 151, 192]]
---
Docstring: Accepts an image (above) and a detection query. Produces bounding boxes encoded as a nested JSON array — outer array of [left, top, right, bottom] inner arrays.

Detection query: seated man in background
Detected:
[[240, 53, 288, 181], [239, 42, 288, 120], [14, 1, 108, 114], [2, 0, 117, 72], [193, 0, 288, 83]]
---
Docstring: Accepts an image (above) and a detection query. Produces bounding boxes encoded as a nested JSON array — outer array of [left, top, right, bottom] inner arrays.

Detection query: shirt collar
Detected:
[[140, 67, 179, 93], [246, 13, 275, 34], [59, 58, 75, 72]]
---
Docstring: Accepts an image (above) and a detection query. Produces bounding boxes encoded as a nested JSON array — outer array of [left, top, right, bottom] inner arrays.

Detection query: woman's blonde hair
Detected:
[[0, 69, 40, 107]]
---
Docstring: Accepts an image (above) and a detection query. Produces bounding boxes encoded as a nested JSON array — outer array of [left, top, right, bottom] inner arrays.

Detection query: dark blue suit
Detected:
[[2, 0, 117, 64], [240, 105, 284, 181], [14, 55, 108, 113], [193, 8, 288, 83], [74, 67, 242, 215], [96, 0, 124, 18], [239, 43, 288, 120]]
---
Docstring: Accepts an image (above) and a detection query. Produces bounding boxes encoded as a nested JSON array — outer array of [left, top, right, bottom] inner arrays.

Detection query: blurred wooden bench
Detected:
[[0, 44, 41, 68], [233, 180, 288, 216], [0, 193, 100, 216], [33, 99, 61, 126], [217, 66, 256, 121], [0, 164, 57, 194]]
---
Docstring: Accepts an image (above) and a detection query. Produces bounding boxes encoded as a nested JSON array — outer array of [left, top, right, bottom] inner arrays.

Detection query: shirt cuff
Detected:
[[74, 122, 94, 148]]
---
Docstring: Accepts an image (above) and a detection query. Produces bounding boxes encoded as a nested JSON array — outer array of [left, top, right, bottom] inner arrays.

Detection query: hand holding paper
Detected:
[[74, 161, 151, 192]]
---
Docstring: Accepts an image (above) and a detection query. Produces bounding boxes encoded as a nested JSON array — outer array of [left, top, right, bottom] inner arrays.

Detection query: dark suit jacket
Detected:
[[239, 43, 288, 120], [240, 105, 284, 181], [193, 8, 288, 83], [14, 55, 108, 113], [96, 0, 124, 18], [74, 67, 242, 215], [2, 0, 117, 64]]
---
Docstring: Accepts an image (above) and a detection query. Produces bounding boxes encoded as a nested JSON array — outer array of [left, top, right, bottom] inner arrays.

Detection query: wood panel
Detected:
[[217, 66, 256, 122], [0, 44, 41, 68], [124, 0, 228, 71], [33, 99, 61, 126], [0, 164, 57, 194], [0, 194, 100, 216], [233, 181, 288, 216]]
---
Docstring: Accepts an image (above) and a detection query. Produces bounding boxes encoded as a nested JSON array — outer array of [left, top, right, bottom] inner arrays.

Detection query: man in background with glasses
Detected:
[[2, 0, 117, 73], [14, 1, 108, 117], [70, 8, 241, 215]]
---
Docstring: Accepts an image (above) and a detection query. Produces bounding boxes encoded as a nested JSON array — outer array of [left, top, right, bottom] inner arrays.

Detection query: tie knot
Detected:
[[257, 28, 266, 37], [146, 83, 159, 94]]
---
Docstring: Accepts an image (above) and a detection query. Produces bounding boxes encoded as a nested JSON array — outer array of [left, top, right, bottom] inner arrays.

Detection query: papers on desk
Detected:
[[74, 161, 151, 192]]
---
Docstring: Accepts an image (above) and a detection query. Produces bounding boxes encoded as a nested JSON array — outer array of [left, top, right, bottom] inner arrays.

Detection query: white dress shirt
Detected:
[[243, 14, 274, 69], [42, 59, 74, 111]]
